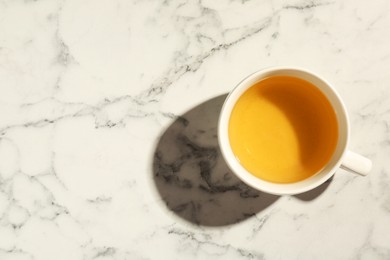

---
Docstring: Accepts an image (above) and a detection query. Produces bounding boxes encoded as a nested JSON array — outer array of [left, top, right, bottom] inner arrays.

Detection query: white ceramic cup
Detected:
[[218, 67, 372, 195]]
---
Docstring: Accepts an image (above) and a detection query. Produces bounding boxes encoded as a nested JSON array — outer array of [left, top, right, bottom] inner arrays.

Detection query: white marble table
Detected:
[[1, 0, 390, 259]]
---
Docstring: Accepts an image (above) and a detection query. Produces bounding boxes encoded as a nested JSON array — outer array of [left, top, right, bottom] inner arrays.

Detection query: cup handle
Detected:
[[340, 150, 372, 176]]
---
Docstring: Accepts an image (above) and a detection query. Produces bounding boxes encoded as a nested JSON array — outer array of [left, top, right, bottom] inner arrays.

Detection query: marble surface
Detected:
[[0, 0, 390, 259]]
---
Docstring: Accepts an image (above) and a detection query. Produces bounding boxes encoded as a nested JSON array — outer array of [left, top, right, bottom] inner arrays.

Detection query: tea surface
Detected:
[[229, 76, 338, 183]]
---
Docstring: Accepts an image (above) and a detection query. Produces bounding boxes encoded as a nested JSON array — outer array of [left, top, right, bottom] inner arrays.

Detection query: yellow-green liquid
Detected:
[[229, 76, 338, 183]]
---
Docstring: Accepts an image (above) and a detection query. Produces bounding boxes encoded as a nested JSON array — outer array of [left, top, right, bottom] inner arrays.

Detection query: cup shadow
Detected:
[[153, 95, 279, 226], [152, 94, 332, 226], [293, 176, 333, 201]]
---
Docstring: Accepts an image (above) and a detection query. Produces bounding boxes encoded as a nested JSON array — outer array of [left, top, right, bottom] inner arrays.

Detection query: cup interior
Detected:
[[218, 67, 349, 195]]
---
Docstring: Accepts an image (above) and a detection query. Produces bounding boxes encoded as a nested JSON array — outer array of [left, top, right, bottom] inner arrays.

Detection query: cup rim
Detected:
[[218, 66, 350, 195]]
